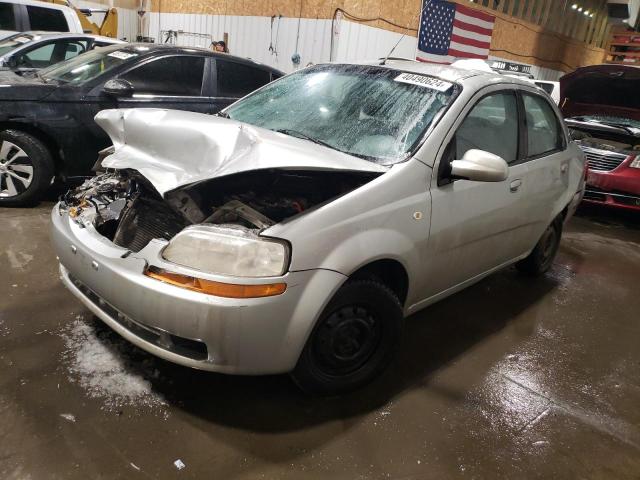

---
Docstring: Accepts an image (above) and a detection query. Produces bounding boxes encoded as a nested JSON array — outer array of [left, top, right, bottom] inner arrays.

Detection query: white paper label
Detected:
[[107, 51, 138, 60], [14, 36, 31, 44], [394, 73, 453, 92]]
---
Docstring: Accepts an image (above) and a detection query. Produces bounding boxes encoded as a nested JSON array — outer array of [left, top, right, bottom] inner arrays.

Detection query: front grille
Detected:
[[113, 196, 187, 252], [580, 147, 627, 172], [69, 273, 208, 361]]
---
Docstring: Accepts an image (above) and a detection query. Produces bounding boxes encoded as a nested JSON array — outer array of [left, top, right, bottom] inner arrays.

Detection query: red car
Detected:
[[561, 64, 640, 211]]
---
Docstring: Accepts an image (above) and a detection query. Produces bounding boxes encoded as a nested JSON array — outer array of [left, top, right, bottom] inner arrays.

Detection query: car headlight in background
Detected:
[[630, 155, 640, 169], [160, 225, 289, 277]]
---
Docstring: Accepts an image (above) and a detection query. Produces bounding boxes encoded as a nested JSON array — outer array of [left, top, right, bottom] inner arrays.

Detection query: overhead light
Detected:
[[584, 10, 589, 15], [578, 7, 583, 12], [572, 3, 578, 9], [589, 13, 594, 17]]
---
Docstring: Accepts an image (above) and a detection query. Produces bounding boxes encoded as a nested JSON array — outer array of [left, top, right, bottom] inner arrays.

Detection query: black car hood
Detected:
[[560, 64, 640, 121], [0, 70, 58, 101]]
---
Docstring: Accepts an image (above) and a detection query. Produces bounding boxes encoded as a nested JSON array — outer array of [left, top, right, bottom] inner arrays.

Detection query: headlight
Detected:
[[161, 225, 289, 277], [630, 155, 640, 169]]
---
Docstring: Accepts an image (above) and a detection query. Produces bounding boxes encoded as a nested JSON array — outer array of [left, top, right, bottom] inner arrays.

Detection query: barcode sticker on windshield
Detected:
[[394, 73, 453, 92], [107, 51, 138, 60]]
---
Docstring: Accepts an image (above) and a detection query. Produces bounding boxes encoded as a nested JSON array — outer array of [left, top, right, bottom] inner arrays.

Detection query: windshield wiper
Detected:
[[274, 128, 340, 150], [216, 111, 230, 118], [571, 117, 640, 135]]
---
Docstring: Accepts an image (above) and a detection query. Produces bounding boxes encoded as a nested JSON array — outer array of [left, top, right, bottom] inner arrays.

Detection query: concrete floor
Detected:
[[1, 201, 639, 480]]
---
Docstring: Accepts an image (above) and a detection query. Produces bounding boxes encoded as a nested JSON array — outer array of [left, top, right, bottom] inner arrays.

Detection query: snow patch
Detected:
[[60, 316, 167, 412], [60, 413, 76, 423]]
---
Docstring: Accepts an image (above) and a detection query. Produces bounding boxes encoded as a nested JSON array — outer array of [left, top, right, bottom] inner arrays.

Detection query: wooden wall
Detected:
[[114, 0, 605, 72]]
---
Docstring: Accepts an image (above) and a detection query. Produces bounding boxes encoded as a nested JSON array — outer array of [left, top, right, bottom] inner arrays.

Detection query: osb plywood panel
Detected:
[[143, 0, 604, 71]]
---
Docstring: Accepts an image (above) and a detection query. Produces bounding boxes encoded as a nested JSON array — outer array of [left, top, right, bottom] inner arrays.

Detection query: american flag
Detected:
[[416, 0, 495, 64]]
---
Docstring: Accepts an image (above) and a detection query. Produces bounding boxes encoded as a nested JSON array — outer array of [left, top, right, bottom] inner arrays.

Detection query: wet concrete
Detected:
[[1, 202, 639, 479]]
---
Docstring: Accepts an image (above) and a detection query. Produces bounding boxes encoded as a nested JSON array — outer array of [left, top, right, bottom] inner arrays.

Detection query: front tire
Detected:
[[0, 130, 54, 207], [516, 217, 563, 275], [291, 279, 403, 395]]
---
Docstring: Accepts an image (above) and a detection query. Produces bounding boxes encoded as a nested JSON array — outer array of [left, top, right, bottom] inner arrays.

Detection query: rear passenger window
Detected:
[[27, 6, 68, 32], [216, 60, 271, 97], [0, 2, 16, 30], [454, 91, 519, 164], [121, 56, 205, 96], [523, 93, 563, 157]]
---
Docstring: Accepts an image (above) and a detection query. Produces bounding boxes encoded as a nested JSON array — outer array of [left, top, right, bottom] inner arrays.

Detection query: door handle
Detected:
[[561, 163, 568, 174], [510, 179, 522, 192]]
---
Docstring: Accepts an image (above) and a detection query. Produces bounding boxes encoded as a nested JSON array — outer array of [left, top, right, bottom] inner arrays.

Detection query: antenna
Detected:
[[381, 0, 434, 65]]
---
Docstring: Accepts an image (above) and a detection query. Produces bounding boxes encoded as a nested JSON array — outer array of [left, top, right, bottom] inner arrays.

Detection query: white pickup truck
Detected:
[[0, 0, 83, 40]]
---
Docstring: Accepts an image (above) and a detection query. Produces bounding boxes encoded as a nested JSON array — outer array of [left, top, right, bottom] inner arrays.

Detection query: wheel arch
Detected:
[[0, 122, 62, 175], [348, 258, 410, 307]]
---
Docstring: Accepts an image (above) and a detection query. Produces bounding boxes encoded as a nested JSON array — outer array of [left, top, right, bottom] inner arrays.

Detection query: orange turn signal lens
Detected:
[[144, 267, 286, 298]]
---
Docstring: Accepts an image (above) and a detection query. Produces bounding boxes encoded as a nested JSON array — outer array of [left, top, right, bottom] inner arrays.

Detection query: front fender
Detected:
[[264, 159, 433, 310]]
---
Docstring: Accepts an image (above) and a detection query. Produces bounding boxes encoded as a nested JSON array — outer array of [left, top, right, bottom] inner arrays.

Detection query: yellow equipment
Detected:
[[44, 0, 118, 38]]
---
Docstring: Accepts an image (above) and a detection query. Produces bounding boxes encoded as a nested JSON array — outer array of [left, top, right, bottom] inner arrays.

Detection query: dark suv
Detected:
[[0, 43, 283, 205]]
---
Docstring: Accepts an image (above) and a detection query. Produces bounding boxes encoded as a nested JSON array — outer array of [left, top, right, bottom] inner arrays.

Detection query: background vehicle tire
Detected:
[[516, 216, 563, 276], [0, 130, 54, 207], [291, 279, 403, 395]]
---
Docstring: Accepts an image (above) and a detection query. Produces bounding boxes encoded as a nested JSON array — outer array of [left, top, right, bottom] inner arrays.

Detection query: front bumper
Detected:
[[584, 167, 640, 212], [50, 204, 347, 374]]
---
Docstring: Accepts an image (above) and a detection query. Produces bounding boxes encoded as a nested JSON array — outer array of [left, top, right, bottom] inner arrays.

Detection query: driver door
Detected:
[[419, 88, 531, 299]]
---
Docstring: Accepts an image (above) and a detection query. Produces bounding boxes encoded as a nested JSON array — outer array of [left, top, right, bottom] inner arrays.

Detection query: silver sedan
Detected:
[[51, 60, 585, 393]]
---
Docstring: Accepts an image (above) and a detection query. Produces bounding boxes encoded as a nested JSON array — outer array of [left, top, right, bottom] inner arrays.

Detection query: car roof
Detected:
[[323, 58, 537, 87], [19, 32, 125, 42], [97, 43, 284, 73]]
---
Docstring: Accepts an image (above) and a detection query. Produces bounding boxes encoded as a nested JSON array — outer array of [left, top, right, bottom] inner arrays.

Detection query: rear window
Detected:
[[27, 5, 68, 32], [0, 2, 16, 30]]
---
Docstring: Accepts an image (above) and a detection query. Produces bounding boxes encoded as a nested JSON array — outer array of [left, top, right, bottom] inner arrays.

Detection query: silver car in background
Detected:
[[0, 31, 124, 72], [50, 60, 585, 394]]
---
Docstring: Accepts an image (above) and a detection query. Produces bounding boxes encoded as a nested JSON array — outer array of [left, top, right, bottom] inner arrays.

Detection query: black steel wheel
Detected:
[[292, 279, 403, 395]]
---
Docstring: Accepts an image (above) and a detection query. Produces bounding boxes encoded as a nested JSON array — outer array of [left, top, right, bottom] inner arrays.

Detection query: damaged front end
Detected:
[[61, 167, 380, 275]]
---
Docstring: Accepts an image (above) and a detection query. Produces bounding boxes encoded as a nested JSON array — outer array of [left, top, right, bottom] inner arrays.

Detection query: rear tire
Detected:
[[291, 279, 403, 395], [0, 130, 54, 207], [516, 217, 562, 276]]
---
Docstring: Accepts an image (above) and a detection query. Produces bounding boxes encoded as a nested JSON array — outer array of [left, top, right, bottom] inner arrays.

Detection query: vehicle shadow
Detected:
[[575, 203, 639, 230], [89, 263, 561, 433]]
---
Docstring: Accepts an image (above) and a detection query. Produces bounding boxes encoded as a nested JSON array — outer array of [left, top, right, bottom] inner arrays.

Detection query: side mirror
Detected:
[[450, 149, 508, 182], [102, 78, 134, 97]]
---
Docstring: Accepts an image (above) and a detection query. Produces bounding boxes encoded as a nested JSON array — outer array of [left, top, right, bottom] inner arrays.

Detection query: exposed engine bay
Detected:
[[62, 169, 380, 252]]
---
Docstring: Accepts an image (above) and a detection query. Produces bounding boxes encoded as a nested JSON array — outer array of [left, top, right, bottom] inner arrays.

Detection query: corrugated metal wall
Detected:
[[83, 6, 565, 79]]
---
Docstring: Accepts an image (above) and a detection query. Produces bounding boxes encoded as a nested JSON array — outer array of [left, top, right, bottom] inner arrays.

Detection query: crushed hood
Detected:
[[95, 109, 388, 196], [560, 64, 640, 121]]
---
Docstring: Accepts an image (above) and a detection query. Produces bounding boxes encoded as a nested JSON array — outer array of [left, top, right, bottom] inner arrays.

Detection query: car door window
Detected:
[[454, 91, 519, 164], [216, 60, 271, 97], [523, 93, 563, 157], [17, 42, 56, 68], [120, 56, 205, 96], [0, 2, 16, 30], [27, 6, 68, 31]]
